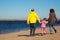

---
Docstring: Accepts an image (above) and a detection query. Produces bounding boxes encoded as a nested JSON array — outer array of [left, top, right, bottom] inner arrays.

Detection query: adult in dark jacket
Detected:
[[48, 8, 57, 34]]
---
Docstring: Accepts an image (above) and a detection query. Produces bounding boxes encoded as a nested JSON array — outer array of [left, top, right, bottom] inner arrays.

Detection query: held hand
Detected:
[[27, 22, 29, 24], [39, 22, 41, 24]]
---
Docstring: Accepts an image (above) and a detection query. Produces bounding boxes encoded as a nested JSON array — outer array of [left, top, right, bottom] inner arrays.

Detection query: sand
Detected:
[[0, 26, 60, 40]]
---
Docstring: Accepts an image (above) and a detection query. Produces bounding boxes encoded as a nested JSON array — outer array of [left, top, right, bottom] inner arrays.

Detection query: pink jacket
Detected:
[[41, 20, 48, 28]]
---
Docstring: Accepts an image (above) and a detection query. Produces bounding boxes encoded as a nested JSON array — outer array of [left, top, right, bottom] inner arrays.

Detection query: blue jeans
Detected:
[[49, 24, 56, 33]]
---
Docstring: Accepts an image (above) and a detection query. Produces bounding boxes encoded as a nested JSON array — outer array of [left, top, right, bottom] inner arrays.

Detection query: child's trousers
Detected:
[[41, 27, 46, 34]]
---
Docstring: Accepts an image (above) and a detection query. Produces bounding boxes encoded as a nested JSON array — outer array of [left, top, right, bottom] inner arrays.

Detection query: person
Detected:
[[27, 9, 40, 36], [48, 8, 57, 34], [41, 18, 48, 35]]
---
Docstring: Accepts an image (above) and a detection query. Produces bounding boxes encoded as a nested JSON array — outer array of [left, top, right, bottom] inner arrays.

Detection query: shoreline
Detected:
[[0, 25, 60, 35], [0, 26, 60, 40]]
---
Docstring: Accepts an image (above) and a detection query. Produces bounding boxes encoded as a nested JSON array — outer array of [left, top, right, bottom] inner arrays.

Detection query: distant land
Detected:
[[0, 18, 60, 21], [0, 18, 27, 21]]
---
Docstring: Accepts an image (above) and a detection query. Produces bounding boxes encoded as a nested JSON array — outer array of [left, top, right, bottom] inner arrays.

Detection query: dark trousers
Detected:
[[30, 23, 35, 36]]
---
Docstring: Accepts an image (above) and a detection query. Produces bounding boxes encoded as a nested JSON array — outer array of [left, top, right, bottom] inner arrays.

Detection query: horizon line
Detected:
[[0, 18, 60, 21]]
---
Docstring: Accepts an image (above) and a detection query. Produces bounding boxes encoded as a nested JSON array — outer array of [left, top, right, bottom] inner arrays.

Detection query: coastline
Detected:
[[0, 26, 60, 40]]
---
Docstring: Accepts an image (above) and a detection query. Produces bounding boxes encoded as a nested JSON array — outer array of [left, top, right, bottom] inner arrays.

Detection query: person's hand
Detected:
[[56, 19, 57, 21], [27, 22, 29, 24], [55, 19, 58, 24], [27, 23, 29, 24], [39, 22, 41, 24]]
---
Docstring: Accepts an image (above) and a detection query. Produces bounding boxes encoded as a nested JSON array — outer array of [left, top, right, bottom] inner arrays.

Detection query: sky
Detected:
[[0, 0, 60, 19]]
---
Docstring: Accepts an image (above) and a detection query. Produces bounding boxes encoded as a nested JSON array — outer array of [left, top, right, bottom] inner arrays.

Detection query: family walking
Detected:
[[27, 9, 57, 36]]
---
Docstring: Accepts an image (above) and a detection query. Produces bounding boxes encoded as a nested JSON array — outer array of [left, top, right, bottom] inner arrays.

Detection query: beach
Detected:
[[0, 26, 60, 40]]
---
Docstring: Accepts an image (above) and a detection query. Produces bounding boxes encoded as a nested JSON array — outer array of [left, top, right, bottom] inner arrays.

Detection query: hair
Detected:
[[50, 9, 55, 13], [43, 18, 46, 21], [31, 9, 34, 12]]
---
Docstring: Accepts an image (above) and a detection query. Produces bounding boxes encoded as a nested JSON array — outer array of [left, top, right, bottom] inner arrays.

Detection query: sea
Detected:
[[0, 20, 60, 34]]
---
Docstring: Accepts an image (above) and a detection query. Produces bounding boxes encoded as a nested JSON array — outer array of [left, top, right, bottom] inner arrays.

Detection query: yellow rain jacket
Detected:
[[27, 11, 40, 24]]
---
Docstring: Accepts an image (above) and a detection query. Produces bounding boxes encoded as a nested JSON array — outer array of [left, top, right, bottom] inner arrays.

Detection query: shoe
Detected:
[[32, 34, 35, 36], [55, 30, 57, 33], [30, 34, 32, 36], [50, 33, 53, 34], [44, 33, 46, 35]]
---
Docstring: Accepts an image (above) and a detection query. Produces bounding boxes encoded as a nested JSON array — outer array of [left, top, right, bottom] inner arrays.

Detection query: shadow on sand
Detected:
[[17, 33, 50, 37]]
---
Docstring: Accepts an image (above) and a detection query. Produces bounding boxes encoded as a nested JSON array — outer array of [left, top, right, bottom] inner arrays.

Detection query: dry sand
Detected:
[[0, 26, 60, 40]]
